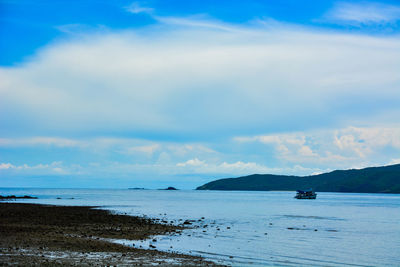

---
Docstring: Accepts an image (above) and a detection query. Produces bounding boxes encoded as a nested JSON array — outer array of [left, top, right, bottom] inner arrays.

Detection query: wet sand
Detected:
[[0, 203, 222, 266]]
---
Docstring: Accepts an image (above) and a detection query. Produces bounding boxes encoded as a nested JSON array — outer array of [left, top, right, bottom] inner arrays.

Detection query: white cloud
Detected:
[[298, 145, 317, 157], [0, 137, 151, 149], [123, 144, 160, 155], [0, 137, 82, 147], [218, 161, 269, 173], [388, 158, 400, 165], [0, 136, 218, 160], [55, 24, 109, 35], [234, 126, 400, 168], [0, 161, 68, 174], [0, 137, 156, 151], [0, 163, 14, 169], [235, 133, 319, 160], [176, 158, 206, 167], [323, 2, 400, 26], [174, 158, 321, 176], [1, 19, 399, 138], [176, 158, 272, 174], [334, 126, 400, 157], [154, 16, 243, 32], [125, 2, 153, 14]]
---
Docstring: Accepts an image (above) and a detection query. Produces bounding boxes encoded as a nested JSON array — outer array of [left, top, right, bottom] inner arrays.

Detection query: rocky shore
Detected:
[[0, 203, 222, 266], [0, 195, 38, 200]]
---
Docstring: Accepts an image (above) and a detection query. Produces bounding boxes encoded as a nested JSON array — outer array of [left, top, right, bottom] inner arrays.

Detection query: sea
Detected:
[[1, 188, 399, 267]]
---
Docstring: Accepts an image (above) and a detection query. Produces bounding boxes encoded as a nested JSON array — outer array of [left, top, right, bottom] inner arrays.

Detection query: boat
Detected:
[[294, 189, 317, 199]]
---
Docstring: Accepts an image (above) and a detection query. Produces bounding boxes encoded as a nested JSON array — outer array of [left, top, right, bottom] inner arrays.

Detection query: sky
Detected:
[[1, 0, 400, 189]]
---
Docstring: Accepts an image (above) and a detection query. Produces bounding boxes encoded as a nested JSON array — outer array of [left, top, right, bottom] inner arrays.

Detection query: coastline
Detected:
[[0, 203, 222, 266]]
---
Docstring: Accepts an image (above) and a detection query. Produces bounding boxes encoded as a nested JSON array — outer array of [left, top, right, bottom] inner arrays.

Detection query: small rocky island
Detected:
[[163, 187, 178, 190]]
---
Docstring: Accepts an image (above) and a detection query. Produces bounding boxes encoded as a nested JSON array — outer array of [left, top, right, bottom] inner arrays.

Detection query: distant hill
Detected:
[[196, 164, 400, 193]]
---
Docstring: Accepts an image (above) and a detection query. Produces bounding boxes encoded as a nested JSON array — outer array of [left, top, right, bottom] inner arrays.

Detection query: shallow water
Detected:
[[1, 188, 399, 266]]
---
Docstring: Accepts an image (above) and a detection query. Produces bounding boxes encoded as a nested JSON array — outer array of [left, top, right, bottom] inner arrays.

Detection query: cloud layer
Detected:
[[235, 126, 400, 169], [324, 2, 400, 26], [1, 19, 399, 139]]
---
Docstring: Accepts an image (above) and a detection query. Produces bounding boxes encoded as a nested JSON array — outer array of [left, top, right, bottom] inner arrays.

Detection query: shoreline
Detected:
[[0, 203, 223, 266]]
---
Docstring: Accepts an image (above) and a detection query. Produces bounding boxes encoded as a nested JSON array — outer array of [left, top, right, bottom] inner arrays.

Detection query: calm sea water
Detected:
[[1, 188, 399, 266]]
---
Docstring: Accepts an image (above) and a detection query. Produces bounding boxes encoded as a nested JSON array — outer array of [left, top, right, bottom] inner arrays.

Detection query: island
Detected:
[[162, 187, 178, 190], [196, 163, 400, 193]]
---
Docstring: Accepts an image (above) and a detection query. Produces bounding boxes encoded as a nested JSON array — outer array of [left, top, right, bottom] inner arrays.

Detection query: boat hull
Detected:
[[294, 195, 317, 199]]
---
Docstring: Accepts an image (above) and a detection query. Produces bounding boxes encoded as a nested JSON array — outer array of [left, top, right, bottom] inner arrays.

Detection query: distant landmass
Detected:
[[196, 164, 400, 193], [161, 187, 178, 190]]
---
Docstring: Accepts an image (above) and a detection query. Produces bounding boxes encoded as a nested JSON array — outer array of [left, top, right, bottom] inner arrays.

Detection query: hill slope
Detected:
[[196, 164, 400, 193]]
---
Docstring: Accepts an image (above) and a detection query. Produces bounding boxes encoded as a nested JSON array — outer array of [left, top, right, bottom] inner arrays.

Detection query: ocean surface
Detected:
[[1, 188, 399, 266]]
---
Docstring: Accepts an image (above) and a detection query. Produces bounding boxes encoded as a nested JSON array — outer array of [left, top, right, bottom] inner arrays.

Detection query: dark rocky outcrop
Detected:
[[163, 187, 178, 190], [0, 195, 38, 200]]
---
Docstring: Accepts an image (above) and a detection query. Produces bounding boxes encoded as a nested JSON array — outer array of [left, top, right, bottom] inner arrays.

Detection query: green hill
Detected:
[[196, 164, 400, 193]]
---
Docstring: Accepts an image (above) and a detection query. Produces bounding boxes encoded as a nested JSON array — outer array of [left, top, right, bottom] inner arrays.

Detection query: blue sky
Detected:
[[1, 0, 400, 188]]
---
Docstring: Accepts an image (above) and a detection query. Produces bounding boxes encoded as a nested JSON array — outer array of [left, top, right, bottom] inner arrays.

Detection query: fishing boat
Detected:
[[295, 189, 317, 199]]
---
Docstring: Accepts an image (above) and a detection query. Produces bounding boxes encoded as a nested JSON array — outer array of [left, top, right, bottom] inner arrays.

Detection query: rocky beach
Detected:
[[0, 203, 221, 266]]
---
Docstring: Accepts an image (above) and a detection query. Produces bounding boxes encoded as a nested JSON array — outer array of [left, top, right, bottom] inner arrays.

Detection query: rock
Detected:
[[164, 187, 178, 190], [0, 195, 38, 200]]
